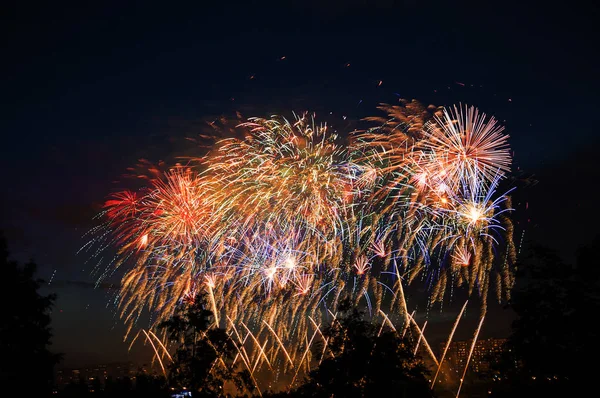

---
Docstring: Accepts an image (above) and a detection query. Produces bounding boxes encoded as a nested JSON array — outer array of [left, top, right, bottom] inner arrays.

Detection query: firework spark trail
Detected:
[[378, 310, 397, 335], [308, 316, 326, 342], [252, 339, 270, 375], [142, 329, 167, 376], [231, 333, 251, 370], [229, 336, 263, 396], [414, 320, 427, 355], [391, 259, 411, 330], [227, 317, 253, 369], [402, 311, 416, 339], [290, 325, 320, 386], [456, 314, 486, 398], [206, 282, 219, 326], [147, 330, 173, 362], [241, 322, 273, 370], [318, 311, 338, 365], [431, 300, 469, 388], [263, 320, 294, 368], [408, 312, 439, 367]]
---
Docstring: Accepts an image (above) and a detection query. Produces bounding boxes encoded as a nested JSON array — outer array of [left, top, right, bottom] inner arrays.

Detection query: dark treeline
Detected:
[[0, 232, 61, 396], [488, 236, 600, 397]]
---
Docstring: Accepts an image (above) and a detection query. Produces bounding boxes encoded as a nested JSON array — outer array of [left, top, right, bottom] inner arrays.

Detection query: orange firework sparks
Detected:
[[85, 102, 518, 390]]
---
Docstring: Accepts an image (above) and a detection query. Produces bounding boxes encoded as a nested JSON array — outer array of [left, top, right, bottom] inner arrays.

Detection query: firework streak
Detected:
[[84, 102, 517, 387]]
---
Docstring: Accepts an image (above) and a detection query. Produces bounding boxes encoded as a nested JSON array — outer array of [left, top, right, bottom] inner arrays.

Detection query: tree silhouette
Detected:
[[159, 293, 254, 397], [289, 299, 433, 398], [0, 232, 61, 396], [492, 238, 600, 397], [133, 373, 169, 397]]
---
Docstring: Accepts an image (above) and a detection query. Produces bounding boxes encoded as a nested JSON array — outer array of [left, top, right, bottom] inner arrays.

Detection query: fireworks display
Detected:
[[85, 101, 518, 389]]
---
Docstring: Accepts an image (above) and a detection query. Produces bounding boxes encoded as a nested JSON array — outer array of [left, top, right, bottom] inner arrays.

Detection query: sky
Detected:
[[2, 1, 599, 367]]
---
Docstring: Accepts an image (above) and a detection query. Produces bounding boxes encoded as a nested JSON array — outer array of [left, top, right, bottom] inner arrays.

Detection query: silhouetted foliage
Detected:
[[285, 299, 433, 398], [132, 373, 170, 397], [160, 293, 255, 397], [0, 232, 61, 396], [492, 238, 600, 397]]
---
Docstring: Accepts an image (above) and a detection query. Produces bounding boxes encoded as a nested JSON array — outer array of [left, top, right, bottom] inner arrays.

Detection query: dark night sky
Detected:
[[2, 1, 599, 367]]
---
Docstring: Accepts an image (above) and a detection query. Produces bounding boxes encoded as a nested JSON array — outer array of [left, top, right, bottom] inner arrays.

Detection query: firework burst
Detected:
[[419, 104, 511, 187], [86, 102, 518, 389]]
